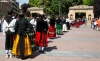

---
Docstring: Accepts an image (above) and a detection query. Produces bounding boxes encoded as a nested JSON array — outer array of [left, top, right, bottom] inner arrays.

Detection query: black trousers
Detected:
[[66, 22, 70, 30], [5, 30, 13, 50], [0, 24, 1, 32]]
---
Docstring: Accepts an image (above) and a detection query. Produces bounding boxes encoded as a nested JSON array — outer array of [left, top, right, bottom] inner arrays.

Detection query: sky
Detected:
[[16, 0, 29, 6]]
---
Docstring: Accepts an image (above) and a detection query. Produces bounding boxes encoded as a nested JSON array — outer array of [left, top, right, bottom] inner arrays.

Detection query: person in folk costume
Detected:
[[12, 14, 19, 43], [56, 16, 63, 35], [30, 14, 37, 49], [62, 16, 67, 32], [25, 11, 32, 22], [75, 19, 80, 28], [48, 15, 56, 39], [35, 14, 48, 52], [2, 10, 17, 58], [66, 17, 71, 30], [12, 13, 33, 59], [25, 11, 34, 51], [30, 13, 37, 32], [44, 15, 50, 24]]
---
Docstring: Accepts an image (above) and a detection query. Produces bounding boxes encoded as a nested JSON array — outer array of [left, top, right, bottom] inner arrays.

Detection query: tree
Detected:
[[29, 0, 41, 7], [82, 0, 94, 5], [93, 0, 100, 18], [74, 0, 83, 5], [28, 0, 84, 15]]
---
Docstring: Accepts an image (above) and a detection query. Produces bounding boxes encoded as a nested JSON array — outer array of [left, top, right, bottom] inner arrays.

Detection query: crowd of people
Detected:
[[91, 18, 100, 31], [0, 10, 85, 60]]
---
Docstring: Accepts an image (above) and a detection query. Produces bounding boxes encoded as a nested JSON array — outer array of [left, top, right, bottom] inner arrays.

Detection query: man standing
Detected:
[[2, 10, 17, 58], [66, 17, 71, 30]]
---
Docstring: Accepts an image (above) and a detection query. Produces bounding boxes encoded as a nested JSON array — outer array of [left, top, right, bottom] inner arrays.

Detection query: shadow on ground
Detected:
[[27, 46, 57, 59], [48, 40, 53, 43], [49, 36, 61, 40]]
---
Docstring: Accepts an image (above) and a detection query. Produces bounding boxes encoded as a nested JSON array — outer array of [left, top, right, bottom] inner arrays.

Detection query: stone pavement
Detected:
[[0, 24, 100, 61]]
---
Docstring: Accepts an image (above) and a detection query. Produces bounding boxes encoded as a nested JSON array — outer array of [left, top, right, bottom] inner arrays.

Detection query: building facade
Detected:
[[27, 7, 44, 15], [0, 0, 19, 17], [10, 0, 19, 14], [0, 0, 11, 17], [68, 5, 94, 25]]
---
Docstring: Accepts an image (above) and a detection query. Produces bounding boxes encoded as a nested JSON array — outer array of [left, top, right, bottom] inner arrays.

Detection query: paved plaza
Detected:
[[0, 24, 100, 61]]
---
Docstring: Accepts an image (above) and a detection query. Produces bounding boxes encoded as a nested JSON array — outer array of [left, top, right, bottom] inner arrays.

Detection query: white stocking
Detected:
[[9, 50, 12, 58], [39, 47, 41, 51], [5, 50, 8, 58], [41, 47, 44, 51]]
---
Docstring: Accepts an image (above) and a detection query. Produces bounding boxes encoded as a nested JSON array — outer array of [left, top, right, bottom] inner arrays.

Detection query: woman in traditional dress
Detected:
[[12, 13, 33, 59], [62, 16, 67, 32], [48, 15, 56, 39], [75, 19, 80, 28], [35, 15, 48, 52], [25, 11, 35, 51], [56, 16, 63, 35]]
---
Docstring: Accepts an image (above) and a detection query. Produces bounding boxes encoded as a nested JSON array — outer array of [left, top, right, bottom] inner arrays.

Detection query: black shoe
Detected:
[[21, 57, 26, 60], [38, 50, 44, 53], [41, 51, 44, 52]]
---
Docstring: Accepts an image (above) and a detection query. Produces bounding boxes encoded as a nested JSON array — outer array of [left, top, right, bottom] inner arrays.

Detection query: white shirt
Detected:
[[30, 18, 37, 28], [66, 18, 71, 23], [44, 18, 50, 24], [94, 21, 98, 25], [2, 19, 17, 34]]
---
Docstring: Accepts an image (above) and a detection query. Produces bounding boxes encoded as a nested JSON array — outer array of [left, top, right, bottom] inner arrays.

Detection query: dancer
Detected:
[[2, 10, 17, 58], [48, 15, 56, 39], [35, 15, 48, 52], [12, 13, 33, 59]]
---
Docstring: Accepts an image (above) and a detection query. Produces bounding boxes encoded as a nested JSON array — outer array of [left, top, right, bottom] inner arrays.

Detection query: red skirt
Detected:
[[48, 25, 56, 38], [35, 31, 48, 47], [75, 23, 80, 28], [79, 21, 84, 25]]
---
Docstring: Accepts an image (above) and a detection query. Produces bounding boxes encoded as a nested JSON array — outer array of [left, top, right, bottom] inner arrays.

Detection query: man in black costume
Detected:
[[2, 10, 17, 58]]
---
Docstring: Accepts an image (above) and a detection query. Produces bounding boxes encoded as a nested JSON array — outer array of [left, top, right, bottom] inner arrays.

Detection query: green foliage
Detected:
[[29, 0, 90, 15], [29, 0, 41, 7], [93, 0, 100, 18], [82, 0, 94, 5]]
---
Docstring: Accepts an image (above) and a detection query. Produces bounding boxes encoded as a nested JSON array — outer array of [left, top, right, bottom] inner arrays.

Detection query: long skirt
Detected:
[[62, 24, 67, 32], [12, 34, 32, 57], [27, 28, 35, 51], [56, 24, 63, 35], [35, 31, 48, 47], [48, 25, 56, 38], [75, 23, 80, 28]]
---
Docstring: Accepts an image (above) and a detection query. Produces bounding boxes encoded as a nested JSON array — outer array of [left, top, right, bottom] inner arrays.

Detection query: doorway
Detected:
[[75, 12, 86, 19]]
